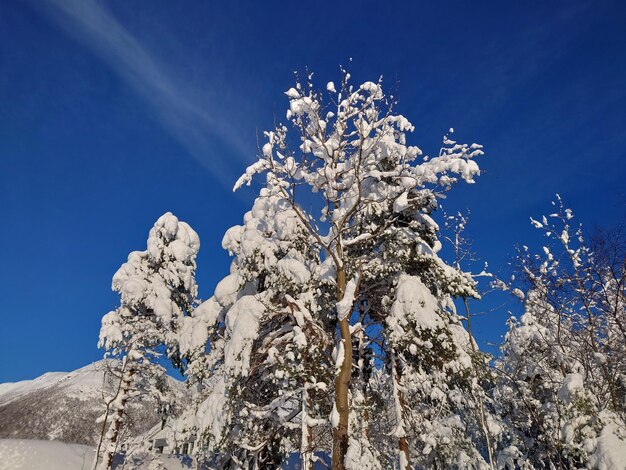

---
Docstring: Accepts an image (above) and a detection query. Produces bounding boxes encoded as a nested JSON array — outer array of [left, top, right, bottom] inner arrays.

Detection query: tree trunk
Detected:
[[462, 298, 495, 470], [96, 361, 135, 470], [357, 327, 370, 439], [391, 353, 409, 470], [301, 389, 314, 470], [332, 267, 351, 470], [92, 364, 115, 470], [398, 436, 409, 470]]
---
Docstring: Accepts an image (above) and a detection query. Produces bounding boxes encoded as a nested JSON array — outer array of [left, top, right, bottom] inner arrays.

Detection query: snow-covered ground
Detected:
[[0, 439, 95, 470], [0, 439, 202, 470]]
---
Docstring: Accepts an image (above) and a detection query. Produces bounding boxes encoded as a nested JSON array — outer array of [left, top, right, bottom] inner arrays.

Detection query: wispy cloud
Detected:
[[35, 0, 249, 183]]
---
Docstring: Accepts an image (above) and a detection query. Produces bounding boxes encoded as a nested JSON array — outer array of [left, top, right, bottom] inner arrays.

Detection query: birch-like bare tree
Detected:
[[495, 198, 626, 468]]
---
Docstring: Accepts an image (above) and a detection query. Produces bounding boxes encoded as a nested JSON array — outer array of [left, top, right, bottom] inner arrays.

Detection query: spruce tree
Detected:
[[95, 212, 200, 470]]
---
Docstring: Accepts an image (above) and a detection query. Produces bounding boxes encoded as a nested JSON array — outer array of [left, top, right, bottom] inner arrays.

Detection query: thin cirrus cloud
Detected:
[[34, 0, 249, 184]]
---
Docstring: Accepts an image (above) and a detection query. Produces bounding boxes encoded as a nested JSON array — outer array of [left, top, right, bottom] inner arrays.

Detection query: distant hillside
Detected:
[[0, 361, 189, 446]]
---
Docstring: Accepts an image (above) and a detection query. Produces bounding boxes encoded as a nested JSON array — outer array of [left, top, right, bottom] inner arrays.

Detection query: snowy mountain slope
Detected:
[[0, 361, 108, 407], [0, 361, 189, 446], [0, 372, 67, 406]]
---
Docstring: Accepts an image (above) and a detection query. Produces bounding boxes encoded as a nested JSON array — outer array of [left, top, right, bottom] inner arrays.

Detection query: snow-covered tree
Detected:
[[341, 188, 498, 469], [223, 70, 486, 468], [495, 198, 626, 469], [440, 211, 503, 469], [176, 188, 336, 468], [94, 212, 200, 470]]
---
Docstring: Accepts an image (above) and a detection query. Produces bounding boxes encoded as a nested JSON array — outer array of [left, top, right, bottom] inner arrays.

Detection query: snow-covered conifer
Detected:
[[94, 212, 200, 470], [179, 186, 336, 468]]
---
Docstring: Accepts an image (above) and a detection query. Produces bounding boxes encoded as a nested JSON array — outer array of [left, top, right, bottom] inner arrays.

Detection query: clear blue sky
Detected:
[[1, 0, 624, 382]]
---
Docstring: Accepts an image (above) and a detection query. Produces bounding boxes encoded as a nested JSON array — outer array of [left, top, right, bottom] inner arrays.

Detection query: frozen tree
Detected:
[[177, 188, 336, 468], [341, 193, 498, 469], [440, 212, 503, 470], [94, 212, 200, 470], [228, 69, 484, 468], [495, 198, 626, 469]]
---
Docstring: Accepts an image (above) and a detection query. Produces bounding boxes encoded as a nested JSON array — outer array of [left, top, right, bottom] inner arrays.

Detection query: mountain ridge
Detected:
[[0, 360, 188, 446]]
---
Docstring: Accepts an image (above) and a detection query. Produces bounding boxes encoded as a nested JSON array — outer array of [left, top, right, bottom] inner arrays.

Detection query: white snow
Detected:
[[359, 81, 382, 99], [337, 275, 359, 321], [0, 439, 94, 470], [393, 191, 410, 213], [0, 372, 66, 406], [511, 288, 525, 300], [214, 272, 240, 307], [0, 439, 199, 470], [277, 257, 311, 284], [330, 404, 340, 429], [224, 295, 266, 376], [557, 373, 584, 402], [195, 378, 229, 445], [179, 296, 223, 356], [178, 316, 208, 357], [387, 275, 442, 341], [285, 87, 300, 99], [588, 413, 626, 470], [0, 361, 114, 407], [332, 341, 345, 372]]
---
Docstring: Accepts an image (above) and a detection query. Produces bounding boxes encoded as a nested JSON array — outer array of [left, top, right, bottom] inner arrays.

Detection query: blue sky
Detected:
[[1, 0, 624, 382]]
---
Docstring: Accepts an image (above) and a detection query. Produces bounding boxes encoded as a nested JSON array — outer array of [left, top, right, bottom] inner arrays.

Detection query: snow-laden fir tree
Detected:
[[184, 69, 488, 469], [348, 198, 500, 469], [494, 198, 626, 469], [176, 186, 337, 468], [94, 212, 200, 470]]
